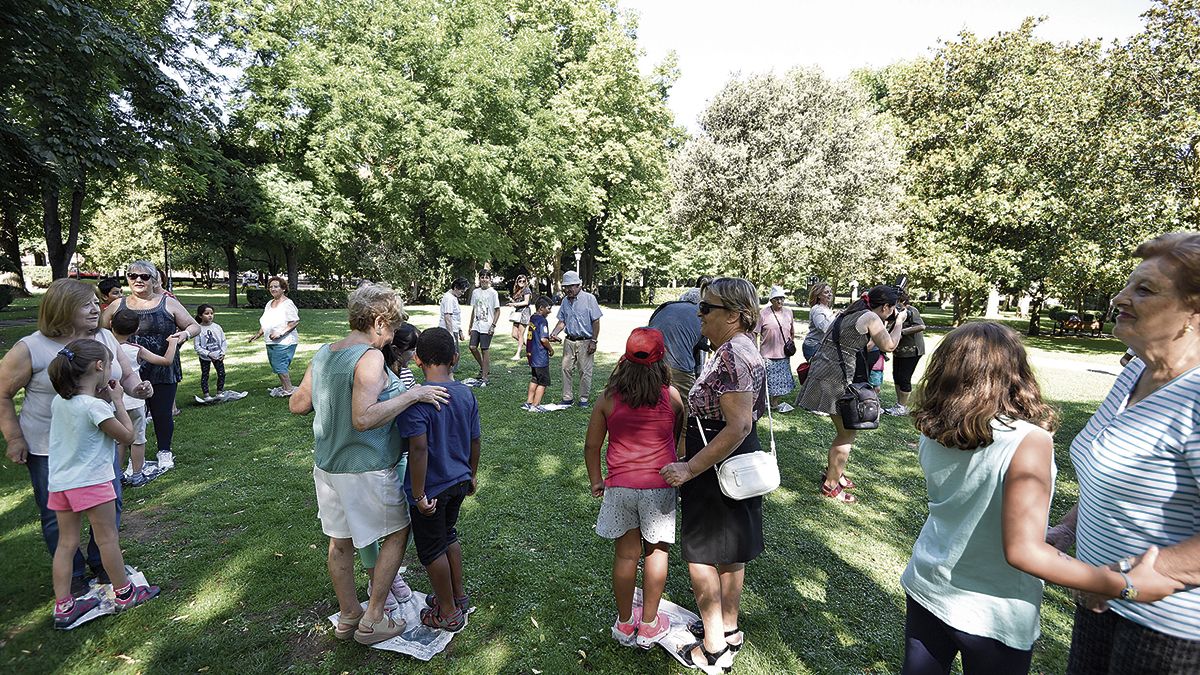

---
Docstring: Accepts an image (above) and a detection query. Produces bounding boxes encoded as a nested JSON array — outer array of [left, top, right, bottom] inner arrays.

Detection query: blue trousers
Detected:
[[26, 449, 123, 581]]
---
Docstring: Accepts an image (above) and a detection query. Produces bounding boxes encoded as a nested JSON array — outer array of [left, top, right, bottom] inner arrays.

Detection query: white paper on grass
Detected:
[[327, 591, 472, 661], [61, 567, 151, 630], [632, 587, 703, 667], [537, 403, 575, 411]]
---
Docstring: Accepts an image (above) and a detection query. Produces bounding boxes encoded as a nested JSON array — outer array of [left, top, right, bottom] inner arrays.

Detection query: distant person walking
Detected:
[[755, 285, 795, 413], [249, 277, 300, 397], [887, 291, 925, 416], [466, 271, 500, 387], [507, 275, 534, 361], [549, 271, 602, 408], [439, 277, 469, 355]]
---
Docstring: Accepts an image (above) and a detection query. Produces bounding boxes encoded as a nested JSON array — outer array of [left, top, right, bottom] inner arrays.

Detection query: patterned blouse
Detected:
[[688, 332, 767, 421]]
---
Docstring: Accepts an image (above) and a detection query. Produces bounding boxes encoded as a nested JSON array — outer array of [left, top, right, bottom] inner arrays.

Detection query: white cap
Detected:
[[768, 285, 787, 300], [562, 271, 582, 286]]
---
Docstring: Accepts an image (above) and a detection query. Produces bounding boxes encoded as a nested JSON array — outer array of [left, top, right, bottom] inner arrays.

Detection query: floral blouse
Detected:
[[688, 332, 767, 421]]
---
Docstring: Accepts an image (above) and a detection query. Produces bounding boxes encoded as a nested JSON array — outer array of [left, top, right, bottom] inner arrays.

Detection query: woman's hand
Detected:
[[660, 461, 694, 487], [591, 480, 605, 497], [5, 437, 29, 464], [130, 381, 154, 399], [411, 384, 450, 409], [1126, 546, 1185, 603], [417, 495, 437, 516], [169, 330, 190, 342]]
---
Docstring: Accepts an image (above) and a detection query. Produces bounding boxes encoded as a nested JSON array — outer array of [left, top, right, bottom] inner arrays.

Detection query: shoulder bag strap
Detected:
[[694, 356, 776, 458], [772, 309, 791, 340], [831, 313, 851, 383]]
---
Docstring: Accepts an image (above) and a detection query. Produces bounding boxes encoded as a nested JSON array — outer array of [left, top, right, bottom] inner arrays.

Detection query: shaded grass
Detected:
[[0, 288, 1102, 673]]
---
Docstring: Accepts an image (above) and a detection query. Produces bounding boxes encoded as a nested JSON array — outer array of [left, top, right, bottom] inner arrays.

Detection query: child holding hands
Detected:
[[109, 309, 182, 483], [584, 328, 685, 648], [47, 339, 160, 629]]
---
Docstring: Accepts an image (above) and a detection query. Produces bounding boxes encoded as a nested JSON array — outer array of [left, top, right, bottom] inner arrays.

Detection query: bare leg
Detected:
[[823, 415, 857, 491], [613, 529, 641, 622], [363, 529, 406, 624], [446, 540, 465, 601], [469, 344, 484, 374], [481, 349, 491, 380], [328, 537, 361, 619], [688, 562, 727, 653], [425, 553, 455, 619], [88, 501, 130, 589], [526, 382, 537, 405], [641, 540, 670, 620], [278, 373, 294, 392], [717, 563, 745, 632], [532, 384, 546, 406], [53, 510, 83, 600], [897, 389, 911, 406], [131, 442, 146, 473]]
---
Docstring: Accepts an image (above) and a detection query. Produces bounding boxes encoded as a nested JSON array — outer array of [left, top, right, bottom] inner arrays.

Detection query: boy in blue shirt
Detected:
[[397, 327, 481, 632], [522, 296, 553, 412]]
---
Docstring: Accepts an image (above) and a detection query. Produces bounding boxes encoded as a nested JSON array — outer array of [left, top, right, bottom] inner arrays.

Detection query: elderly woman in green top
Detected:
[[290, 284, 449, 646]]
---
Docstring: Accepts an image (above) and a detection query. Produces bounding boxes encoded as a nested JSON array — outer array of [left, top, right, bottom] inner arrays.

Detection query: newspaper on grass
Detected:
[[327, 591, 473, 661], [61, 566, 152, 630], [632, 587, 704, 667], [536, 403, 575, 411]]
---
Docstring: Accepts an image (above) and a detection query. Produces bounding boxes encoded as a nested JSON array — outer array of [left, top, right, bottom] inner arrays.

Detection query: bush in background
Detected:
[[22, 266, 52, 289]]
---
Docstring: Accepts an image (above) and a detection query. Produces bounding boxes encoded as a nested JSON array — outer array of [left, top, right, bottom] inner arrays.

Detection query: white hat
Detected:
[[562, 271, 582, 286], [768, 285, 787, 300]]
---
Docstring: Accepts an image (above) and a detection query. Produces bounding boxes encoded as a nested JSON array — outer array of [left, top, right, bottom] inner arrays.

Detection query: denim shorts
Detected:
[[266, 343, 297, 374]]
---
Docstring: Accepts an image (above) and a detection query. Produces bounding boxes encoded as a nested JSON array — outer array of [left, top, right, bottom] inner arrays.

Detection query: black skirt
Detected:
[[680, 417, 765, 565]]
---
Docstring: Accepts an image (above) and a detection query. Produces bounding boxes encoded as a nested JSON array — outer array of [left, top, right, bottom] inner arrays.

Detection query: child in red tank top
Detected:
[[584, 328, 685, 649]]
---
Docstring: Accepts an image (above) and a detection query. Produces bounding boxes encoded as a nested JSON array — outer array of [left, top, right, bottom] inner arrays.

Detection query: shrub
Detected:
[[0, 284, 13, 311], [23, 265, 52, 289], [649, 287, 688, 304], [245, 288, 349, 309], [596, 285, 643, 305]]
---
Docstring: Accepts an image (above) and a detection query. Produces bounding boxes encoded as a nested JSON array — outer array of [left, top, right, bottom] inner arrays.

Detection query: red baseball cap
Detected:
[[624, 327, 665, 365]]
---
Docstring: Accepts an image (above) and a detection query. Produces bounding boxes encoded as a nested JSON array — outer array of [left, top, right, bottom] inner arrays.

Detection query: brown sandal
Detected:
[[334, 611, 363, 640], [821, 481, 857, 503]]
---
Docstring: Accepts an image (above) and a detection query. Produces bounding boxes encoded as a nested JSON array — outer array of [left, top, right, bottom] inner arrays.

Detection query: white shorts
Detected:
[[313, 465, 410, 548], [126, 406, 147, 445], [595, 486, 677, 544]]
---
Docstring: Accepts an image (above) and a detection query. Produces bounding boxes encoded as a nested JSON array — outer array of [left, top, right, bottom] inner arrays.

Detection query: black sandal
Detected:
[[687, 620, 744, 652], [678, 639, 731, 674]]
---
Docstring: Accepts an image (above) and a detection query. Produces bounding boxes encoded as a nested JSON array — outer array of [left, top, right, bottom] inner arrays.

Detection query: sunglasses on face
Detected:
[[698, 301, 731, 315], [127, 273, 153, 281]]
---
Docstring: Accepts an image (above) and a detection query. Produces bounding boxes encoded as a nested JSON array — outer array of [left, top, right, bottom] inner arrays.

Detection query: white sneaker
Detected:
[[156, 451, 175, 471], [886, 404, 910, 416], [268, 387, 282, 397], [776, 402, 794, 413], [461, 378, 478, 387]]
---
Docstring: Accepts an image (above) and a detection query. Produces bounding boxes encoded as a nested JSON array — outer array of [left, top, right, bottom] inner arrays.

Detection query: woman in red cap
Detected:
[[584, 327, 685, 651]]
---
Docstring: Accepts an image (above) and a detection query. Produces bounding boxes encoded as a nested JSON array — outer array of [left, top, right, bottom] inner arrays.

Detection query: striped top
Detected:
[[1071, 358, 1200, 639]]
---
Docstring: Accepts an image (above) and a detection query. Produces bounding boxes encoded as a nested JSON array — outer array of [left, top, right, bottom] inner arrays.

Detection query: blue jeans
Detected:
[[27, 449, 123, 581]]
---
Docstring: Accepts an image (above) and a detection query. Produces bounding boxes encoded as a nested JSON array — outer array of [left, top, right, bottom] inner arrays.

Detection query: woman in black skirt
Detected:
[[661, 277, 767, 674]]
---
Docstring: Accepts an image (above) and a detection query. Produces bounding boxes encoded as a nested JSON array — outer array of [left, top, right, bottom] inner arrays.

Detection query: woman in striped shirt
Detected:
[[1047, 232, 1200, 672]]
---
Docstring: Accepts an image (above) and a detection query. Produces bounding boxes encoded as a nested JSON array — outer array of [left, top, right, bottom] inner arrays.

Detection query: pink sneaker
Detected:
[[390, 573, 413, 604], [636, 610, 672, 649], [113, 584, 160, 611], [367, 579, 400, 613], [611, 607, 641, 647]]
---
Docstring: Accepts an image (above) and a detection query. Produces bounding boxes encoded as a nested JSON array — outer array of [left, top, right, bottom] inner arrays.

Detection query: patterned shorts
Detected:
[[595, 486, 677, 544]]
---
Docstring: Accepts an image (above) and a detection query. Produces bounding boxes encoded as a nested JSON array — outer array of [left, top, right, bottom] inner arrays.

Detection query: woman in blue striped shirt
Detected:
[[1047, 232, 1200, 672]]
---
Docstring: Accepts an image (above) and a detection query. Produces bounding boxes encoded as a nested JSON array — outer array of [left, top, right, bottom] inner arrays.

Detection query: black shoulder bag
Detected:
[[832, 313, 881, 429], [773, 310, 797, 357]]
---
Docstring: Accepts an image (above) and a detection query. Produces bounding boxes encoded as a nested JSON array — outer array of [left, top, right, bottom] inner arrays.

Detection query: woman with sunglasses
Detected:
[[797, 285, 905, 503], [660, 277, 767, 673], [506, 274, 533, 361], [102, 260, 199, 473]]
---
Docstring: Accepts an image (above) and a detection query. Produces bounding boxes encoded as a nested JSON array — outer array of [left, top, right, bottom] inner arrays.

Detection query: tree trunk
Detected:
[[1027, 284, 1045, 337], [285, 244, 298, 291], [618, 271, 624, 309], [1, 202, 29, 294], [44, 180, 84, 279], [952, 289, 966, 326], [224, 244, 239, 307]]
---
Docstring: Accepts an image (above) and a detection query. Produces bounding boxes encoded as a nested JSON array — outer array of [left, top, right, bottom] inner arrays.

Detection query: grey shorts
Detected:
[[127, 405, 147, 445], [595, 486, 677, 544], [469, 330, 493, 350]]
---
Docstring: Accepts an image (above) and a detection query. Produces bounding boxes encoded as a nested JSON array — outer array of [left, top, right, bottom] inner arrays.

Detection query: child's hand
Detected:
[[591, 480, 604, 498], [468, 477, 478, 496], [167, 335, 182, 345], [417, 494, 437, 515], [546, 346, 554, 357]]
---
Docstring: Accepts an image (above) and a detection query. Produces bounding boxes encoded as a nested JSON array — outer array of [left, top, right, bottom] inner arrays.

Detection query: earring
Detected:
[[1187, 323, 1195, 334]]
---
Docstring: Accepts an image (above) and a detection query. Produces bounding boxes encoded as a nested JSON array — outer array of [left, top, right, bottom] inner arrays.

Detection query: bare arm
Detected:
[[137, 336, 182, 367], [467, 437, 480, 495], [861, 310, 905, 353], [289, 362, 315, 414], [0, 342, 33, 464], [661, 390, 755, 486], [351, 350, 449, 431], [165, 296, 200, 340], [408, 433, 436, 514], [583, 393, 612, 496]]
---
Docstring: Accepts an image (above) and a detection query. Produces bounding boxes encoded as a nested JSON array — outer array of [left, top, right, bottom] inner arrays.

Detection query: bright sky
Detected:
[[622, 0, 1154, 131]]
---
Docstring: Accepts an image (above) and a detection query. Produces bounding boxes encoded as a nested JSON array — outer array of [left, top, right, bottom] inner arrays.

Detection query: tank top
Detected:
[[604, 386, 676, 489], [311, 343, 403, 473], [901, 418, 1054, 650], [18, 330, 123, 457], [810, 310, 872, 383], [118, 295, 180, 384]]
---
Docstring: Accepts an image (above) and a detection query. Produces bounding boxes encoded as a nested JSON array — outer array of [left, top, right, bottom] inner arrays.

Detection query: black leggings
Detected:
[[147, 382, 178, 455], [893, 356, 922, 393], [902, 595, 1032, 674], [199, 359, 225, 394]]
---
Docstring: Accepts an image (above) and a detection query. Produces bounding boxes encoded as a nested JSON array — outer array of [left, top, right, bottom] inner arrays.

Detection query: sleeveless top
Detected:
[[18, 330, 123, 457], [118, 295, 180, 384], [901, 418, 1054, 650], [604, 386, 676, 489], [311, 343, 404, 473], [808, 309, 871, 383]]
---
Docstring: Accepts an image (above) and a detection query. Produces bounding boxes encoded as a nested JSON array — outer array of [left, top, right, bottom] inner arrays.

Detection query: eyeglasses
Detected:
[[127, 273, 152, 281], [698, 301, 731, 315]]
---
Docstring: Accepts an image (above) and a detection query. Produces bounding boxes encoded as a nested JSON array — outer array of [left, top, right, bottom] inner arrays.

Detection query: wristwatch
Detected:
[[1119, 571, 1138, 601], [1118, 557, 1132, 573]]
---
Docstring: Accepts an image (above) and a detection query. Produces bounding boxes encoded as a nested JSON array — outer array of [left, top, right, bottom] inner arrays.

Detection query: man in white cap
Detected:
[[548, 270, 602, 408]]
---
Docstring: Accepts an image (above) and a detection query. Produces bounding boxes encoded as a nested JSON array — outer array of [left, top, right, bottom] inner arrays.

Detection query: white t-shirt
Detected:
[[259, 298, 300, 346], [48, 395, 117, 492], [439, 291, 462, 335], [118, 342, 146, 410], [470, 287, 500, 334]]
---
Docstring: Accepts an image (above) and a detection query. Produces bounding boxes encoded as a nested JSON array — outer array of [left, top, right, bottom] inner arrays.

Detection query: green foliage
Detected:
[[79, 183, 165, 273], [22, 265, 51, 288], [244, 288, 348, 310]]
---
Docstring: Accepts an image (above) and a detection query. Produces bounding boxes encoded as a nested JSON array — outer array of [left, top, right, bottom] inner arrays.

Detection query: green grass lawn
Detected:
[[0, 288, 1108, 673]]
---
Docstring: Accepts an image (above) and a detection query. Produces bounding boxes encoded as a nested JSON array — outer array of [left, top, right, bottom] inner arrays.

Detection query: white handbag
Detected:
[[695, 374, 780, 500]]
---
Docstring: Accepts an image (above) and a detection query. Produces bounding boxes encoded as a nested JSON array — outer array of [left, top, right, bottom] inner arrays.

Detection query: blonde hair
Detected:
[[39, 279, 99, 337], [808, 282, 832, 307], [348, 283, 405, 332], [1134, 232, 1200, 311], [702, 277, 759, 332]]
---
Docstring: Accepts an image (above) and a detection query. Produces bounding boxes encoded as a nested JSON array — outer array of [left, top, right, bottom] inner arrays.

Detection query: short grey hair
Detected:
[[702, 277, 759, 332], [128, 260, 158, 276]]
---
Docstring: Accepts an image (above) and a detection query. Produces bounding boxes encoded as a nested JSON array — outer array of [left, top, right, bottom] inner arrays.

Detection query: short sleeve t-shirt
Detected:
[[260, 298, 300, 346], [470, 287, 500, 333], [396, 379, 481, 504], [556, 291, 603, 339], [526, 314, 550, 368], [439, 291, 461, 335], [648, 300, 703, 374], [687, 332, 767, 421], [118, 342, 146, 411], [48, 395, 117, 492]]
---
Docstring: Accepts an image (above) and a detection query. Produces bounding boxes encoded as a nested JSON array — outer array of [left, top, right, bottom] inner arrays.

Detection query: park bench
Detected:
[[1049, 308, 1103, 337]]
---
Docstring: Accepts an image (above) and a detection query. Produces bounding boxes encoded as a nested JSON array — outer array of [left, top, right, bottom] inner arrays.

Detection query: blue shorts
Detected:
[[266, 343, 297, 374]]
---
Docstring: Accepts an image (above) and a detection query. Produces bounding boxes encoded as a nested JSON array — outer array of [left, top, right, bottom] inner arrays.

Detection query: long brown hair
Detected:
[[912, 322, 1057, 450], [604, 358, 670, 408], [48, 339, 111, 399]]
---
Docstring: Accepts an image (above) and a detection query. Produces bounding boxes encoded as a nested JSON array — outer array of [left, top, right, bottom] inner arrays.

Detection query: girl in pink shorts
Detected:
[[47, 339, 160, 629], [584, 328, 685, 649]]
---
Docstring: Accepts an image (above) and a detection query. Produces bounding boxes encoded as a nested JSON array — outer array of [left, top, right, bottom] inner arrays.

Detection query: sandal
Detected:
[[678, 639, 732, 674], [687, 620, 744, 652], [420, 605, 467, 632], [425, 592, 470, 614], [820, 472, 856, 490], [821, 481, 858, 503], [353, 612, 406, 645], [334, 611, 363, 641]]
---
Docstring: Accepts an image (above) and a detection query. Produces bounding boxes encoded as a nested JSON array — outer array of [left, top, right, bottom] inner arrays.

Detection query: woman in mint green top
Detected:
[[290, 284, 449, 646], [901, 323, 1175, 674]]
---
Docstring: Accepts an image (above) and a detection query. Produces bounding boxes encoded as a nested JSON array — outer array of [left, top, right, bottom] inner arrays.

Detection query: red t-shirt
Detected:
[[604, 386, 677, 489]]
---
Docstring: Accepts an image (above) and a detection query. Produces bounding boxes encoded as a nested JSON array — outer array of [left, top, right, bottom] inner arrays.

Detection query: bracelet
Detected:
[[414, 494, 426, 502], [1119, 571, 1138, 601]]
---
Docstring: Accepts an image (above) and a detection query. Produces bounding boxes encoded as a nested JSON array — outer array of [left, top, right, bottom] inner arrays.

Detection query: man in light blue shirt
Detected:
[[548, 271, 602, 407]]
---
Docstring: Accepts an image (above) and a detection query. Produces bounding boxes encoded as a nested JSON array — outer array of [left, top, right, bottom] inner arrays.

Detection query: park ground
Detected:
[[0, 289, 1128, 674]]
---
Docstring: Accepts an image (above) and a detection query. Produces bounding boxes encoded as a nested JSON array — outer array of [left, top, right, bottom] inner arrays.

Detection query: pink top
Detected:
[[755, 306, 794, 359], [604, 387, 677, 489]]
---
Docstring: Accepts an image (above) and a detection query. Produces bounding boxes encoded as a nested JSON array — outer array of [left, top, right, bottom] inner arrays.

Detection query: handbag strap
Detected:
[[830, 313, 852, 384], [772, 309, 791, 341], [693, 356, 776, 461]]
